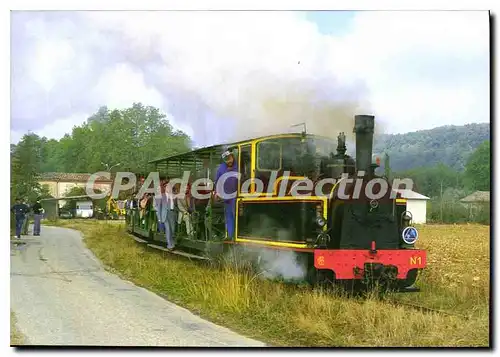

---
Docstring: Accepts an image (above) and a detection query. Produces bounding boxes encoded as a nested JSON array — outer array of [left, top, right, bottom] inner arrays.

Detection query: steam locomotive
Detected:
[[126, 114, 427, 290]]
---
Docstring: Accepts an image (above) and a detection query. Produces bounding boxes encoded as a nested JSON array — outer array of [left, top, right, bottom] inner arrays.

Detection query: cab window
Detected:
[[239, 144, 252, 193], [240, 145, 252, 181], [257, 141, 282, 171]]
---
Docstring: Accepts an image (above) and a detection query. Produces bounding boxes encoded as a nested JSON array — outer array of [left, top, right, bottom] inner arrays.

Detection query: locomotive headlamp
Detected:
[[401, 211, 413, 228], [316, 216, 326, 227]]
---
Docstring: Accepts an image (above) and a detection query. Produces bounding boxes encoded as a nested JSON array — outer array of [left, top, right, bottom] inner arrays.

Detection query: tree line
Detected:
[[10, 103, 192, 203], [393, 140, 490, 197], [373, 122, 490, 172], [390, 140, 490, 224]]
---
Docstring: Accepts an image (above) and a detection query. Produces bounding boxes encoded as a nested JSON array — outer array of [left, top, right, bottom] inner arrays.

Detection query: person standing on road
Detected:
[[31, 198, 44, 236], [11, 197, 30, 239]]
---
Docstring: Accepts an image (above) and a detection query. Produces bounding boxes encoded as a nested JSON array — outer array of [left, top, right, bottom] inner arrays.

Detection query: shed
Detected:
[[460, 191, 490, 219], [393, 189, 430, 224], [460, 191, 490, 204], [40, 194, 96, 220]]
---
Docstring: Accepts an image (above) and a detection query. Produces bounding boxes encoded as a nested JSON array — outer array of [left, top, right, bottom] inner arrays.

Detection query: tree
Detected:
[[32, 103, 192, 174], [87, 106, 110, 124], [40, 138, 64, 172], [464, 140, 490, 191], [39, 184, 53, 199], [11, 133, 45, 203], [394, 163, 462, 198]]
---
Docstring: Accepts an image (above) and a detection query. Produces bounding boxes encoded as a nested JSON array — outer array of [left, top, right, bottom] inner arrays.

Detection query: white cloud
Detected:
[[11, 11, 489, 146], [10, 130, 25, 144], [31, 39, 76, 92], [10, 113, 83, 143], [331, 11, 489, 132], [90, 63, 164, 110]]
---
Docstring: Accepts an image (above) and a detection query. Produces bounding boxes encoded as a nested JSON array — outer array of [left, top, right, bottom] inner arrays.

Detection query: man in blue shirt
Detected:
[[214, 149, 239, 239], [11, 197, 30, 239]]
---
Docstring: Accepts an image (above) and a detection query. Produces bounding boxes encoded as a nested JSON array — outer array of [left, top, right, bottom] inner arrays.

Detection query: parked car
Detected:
[[76, 201, 94, 218], [59, 210, 73, 219]]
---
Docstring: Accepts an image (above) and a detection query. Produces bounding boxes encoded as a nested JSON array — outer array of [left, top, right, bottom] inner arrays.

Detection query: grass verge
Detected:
[[45, 219, 490, 347], [10, 311, 25, 345]]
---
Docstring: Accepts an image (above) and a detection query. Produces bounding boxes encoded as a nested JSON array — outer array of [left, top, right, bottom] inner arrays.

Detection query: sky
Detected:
[[10, 10, 489, 146]]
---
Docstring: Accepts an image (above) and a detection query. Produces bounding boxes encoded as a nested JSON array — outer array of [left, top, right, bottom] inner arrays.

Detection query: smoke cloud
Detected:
[[206, 72, 374, 143], [227, 214, 308, 282], [226, 243, 307, 282], [259, 248, 307, 282], [14, 11, 379, 146]]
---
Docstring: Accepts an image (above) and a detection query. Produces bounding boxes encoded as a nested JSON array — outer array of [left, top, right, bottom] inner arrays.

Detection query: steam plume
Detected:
[[227, 215, 308, 282], [80, 12, 382, 147], [206, 72, 374, 144]]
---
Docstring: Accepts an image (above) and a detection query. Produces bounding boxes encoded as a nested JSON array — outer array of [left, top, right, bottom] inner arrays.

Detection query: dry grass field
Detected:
[[45, 220, 490, 347]]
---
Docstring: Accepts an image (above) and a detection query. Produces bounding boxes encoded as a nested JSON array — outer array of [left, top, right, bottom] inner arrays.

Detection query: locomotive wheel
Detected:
[[312, 268, 336, 288], [397, 269, 418, 289]]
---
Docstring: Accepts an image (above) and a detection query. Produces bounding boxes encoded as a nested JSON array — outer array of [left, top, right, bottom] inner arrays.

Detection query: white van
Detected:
[[76, 201, 93, 218]]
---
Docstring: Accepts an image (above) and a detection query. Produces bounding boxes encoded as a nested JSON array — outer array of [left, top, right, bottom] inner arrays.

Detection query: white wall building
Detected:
[[393, 189, 430, 224], [39, 172, 113, 208]]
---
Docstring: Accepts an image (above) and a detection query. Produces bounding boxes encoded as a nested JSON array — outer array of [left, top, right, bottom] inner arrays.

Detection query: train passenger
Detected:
[[11, 197, 30, 239], [154, 181, 167, 234], [126, 193, 138, 224], [214, 149, 238, 239], [177, 183, 193, 237], [125, 197, 131, 224], [155, 181, 176, 250], [166, 181, 177, 246], [139, 193, 149, 221]]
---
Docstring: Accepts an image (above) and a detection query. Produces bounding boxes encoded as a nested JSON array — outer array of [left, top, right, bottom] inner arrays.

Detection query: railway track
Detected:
[[382, 297, 471, 319], [309, 283, 470, 319]]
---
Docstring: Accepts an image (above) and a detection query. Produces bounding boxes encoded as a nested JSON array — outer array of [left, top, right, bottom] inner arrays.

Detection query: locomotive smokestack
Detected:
[[353, 115, 375, 176]]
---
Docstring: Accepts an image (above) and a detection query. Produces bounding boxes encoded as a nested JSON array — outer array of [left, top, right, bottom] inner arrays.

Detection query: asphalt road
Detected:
[[10, 225, 265, 347]]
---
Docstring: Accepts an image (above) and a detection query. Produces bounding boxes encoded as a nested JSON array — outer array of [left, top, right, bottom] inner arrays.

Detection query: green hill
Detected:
[[372, 123, 490, 172]]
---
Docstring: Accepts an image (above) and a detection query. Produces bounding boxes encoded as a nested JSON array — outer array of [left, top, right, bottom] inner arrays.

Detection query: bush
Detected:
[[475, 204, 490, 225], [427, 199, 490, 225]]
